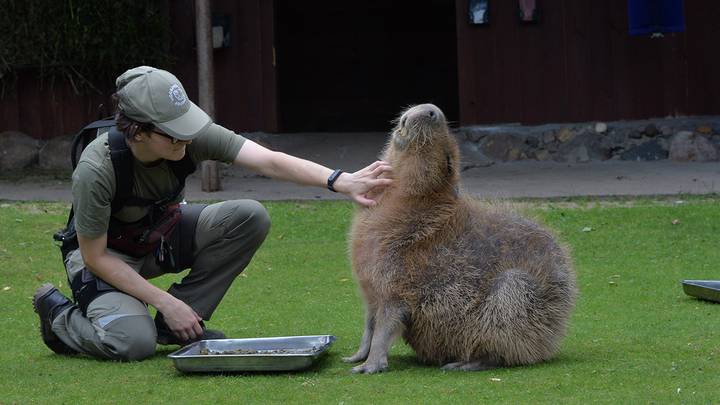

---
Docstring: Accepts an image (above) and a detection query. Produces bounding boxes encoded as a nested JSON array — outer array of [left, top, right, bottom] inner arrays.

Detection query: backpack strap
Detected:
[[71, 118, 116, 170], [168, 152, 197, 192], [107, 127, 136, 214], [83, 119, 116, 130]]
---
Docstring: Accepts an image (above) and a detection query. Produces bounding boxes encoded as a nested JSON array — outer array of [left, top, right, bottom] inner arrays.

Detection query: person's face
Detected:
[[144, 129, 192, 161]]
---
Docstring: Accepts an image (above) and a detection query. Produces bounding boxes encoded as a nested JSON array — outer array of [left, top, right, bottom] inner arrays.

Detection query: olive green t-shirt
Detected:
[[72, 123, 246, 238]]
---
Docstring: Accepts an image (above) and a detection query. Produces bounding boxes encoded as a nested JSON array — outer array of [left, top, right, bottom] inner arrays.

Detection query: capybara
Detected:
[[344, 104, 577, 373]]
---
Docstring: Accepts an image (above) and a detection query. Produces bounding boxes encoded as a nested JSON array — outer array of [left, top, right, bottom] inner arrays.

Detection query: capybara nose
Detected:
[[414, 103, 442, 123], [404, 104, 443, 124]]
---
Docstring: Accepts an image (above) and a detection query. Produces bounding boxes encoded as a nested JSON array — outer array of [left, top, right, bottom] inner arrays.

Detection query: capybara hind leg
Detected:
[[351, 305, 406, 374], [343, 308, 375, 363], [441, 359, 500, 372]]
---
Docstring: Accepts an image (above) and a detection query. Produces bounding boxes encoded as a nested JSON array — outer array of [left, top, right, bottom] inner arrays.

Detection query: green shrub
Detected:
[[0, 0, 171, 95]]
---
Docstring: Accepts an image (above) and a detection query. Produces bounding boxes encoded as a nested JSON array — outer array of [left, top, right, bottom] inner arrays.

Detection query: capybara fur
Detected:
[[344, 104, 577, 374]]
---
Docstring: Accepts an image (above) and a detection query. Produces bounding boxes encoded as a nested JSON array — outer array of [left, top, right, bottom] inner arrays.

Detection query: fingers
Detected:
[[369, 164, 393, 179], [165, 305, 206, 341], [174, 319, 203, 341], [344, 161, 393, 206], [354, 194, 377, 207], [350, 177, 392, 207], [191, 310, 204, 338], [192, 321, 204, 338], [369, 178, 393, 188], [363, 160, 384, 172], [358, 160, 391, 176]]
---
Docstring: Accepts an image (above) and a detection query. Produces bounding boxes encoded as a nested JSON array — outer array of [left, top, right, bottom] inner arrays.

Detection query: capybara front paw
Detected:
[[351, 361, 388, 374]]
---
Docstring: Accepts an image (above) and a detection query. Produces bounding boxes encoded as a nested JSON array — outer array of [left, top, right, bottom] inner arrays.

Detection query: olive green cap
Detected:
[[115, 66, 212, 140]]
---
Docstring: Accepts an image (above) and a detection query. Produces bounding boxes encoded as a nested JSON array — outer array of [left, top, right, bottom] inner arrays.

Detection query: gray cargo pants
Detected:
[[51, 200, 270, 361]]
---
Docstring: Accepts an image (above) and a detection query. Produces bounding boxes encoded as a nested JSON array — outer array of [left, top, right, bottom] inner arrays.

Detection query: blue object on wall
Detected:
[[628, 0, 685, 35], [469, 0, 489, 25]]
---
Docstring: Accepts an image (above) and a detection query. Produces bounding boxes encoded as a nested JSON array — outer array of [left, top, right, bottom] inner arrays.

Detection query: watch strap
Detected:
[[327, 169, 344, 192]]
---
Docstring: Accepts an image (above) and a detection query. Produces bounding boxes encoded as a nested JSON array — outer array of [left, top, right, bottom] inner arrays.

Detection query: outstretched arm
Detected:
[[233, 140, 392, 206]]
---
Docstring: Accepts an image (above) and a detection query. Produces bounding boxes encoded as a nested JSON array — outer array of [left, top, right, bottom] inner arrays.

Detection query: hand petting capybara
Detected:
[[344, 104, 577, 374]]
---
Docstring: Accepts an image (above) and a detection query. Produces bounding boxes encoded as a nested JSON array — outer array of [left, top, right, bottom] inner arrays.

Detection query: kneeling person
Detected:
[[33, 66, 392, 361]]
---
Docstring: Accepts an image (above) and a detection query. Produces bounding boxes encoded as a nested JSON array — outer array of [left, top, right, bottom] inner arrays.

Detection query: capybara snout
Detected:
[[393, 104, 448, 151], [398, 103, 446, 128]]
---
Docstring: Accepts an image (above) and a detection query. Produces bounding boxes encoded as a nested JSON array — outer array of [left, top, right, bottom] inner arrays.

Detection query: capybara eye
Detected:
[[428, 111, 435, 118]]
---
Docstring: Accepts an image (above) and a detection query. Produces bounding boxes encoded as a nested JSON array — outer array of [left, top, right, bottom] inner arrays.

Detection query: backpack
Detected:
[[53, 119, 197, 261]]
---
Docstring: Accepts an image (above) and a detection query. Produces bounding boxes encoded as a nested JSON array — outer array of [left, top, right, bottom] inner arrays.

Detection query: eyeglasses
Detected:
[[151, 130, 183, 144]]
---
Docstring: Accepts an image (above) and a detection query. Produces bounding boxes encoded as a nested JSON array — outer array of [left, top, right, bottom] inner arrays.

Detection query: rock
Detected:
[[566, 145, 590, 163], [556, 128, 575, 143], [507, 147, 522, 161], [712, 134, 720, 148], [534, 149, 552, 161], [479, 133, 525, 162], [0, 131, 39, 170], [554, 133, 611, 162], [629, 129, 643, 139], [620, 140, 668, 161], [669, 131, 718, 162], [459, 128, 486, 143], [660, 126, 673, 137], [601, 130, 627, 149], [542, 131, 556, 144], [38, 134, 74, 170], [594, 122, 607, 134], [458, 140, 495, 169], [525, 136, 539, 148], [644, 123, 659, 137], [696, 125, 712, 135]]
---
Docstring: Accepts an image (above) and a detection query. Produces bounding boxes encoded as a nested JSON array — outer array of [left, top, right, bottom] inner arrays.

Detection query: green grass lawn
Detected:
[[1, 197, 719, 404]]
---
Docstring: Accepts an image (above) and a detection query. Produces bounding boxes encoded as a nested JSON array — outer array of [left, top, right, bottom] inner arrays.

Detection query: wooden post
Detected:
[[195, 0, 220, 191]]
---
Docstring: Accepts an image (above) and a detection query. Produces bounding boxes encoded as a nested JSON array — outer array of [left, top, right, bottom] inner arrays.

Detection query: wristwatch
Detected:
[[327, 169, 344, 192]]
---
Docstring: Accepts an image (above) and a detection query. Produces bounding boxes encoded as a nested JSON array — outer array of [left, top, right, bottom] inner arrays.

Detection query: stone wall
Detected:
[[455, 116, 720, 170], [2, 116, 720, 172], [0, 132, 75, 172]]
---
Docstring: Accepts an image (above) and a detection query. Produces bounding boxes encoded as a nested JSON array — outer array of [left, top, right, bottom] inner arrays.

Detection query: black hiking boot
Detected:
[[33, 283, 78, 355], [154, 313, 226, 346]]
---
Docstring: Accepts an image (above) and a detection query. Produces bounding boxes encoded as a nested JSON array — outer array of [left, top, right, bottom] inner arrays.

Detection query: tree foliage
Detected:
[[0, 0, 172, 95]]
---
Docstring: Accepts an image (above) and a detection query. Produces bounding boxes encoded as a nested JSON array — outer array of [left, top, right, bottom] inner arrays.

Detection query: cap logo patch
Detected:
[[168, 83, 187, 107]]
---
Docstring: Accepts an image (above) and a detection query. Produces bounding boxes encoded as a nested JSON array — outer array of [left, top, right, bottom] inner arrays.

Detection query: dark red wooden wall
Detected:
[[4, 0, 720, 138], [0, 73, 112, 140], [0, 0, 276, 139], [169, 0, 277, 134], [456, 0, 720, 125]]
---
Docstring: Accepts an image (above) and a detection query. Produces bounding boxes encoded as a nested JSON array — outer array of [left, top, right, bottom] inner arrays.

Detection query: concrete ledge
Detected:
[[2, 160, 718, 202]]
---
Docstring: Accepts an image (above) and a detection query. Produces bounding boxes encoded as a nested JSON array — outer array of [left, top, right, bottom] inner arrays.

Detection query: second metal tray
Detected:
[[682, 280, 720, 303], [168, 335, 336, 373]]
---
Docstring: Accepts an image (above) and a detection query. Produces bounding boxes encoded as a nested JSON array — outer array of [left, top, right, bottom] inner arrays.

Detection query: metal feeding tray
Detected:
[[682, 280, 720, 303], [168, 335, 336, 373]]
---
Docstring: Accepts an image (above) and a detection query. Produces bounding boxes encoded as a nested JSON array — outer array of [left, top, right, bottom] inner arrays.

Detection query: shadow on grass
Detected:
[[36, 340, 588, 376]]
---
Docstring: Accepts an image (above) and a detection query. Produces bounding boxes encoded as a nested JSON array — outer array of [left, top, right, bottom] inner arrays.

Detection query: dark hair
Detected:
[[112, 93, 154, 140]]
